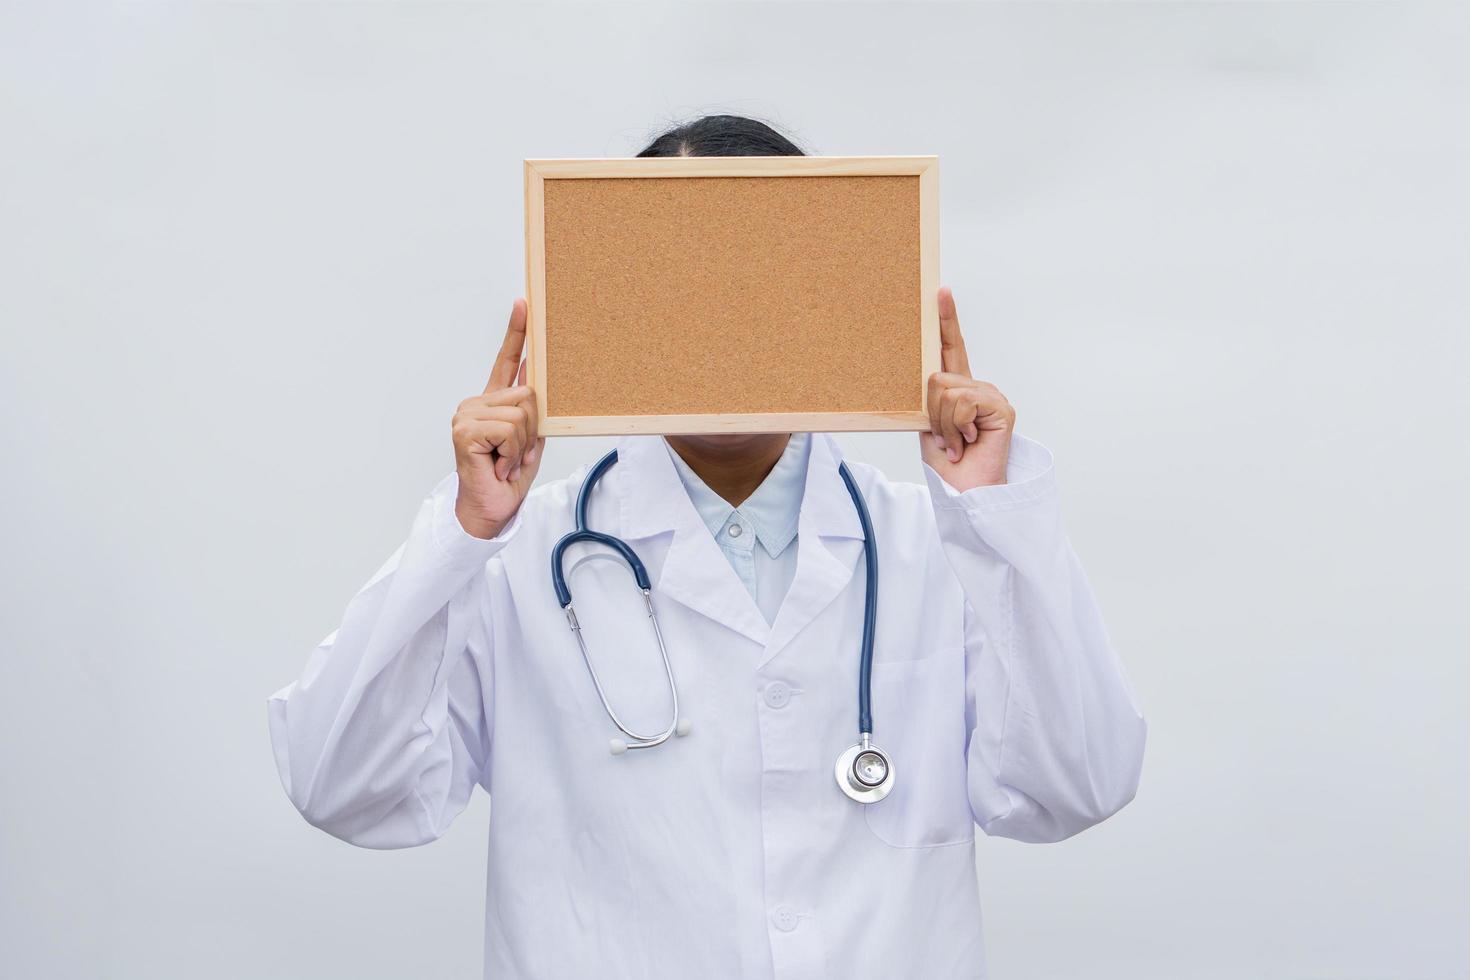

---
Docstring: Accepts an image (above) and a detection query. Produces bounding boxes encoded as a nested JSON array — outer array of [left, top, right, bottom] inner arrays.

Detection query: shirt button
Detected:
[[763, 682, 791, 709], [727, 523, 743, 538], [771, 905, 799, 933]]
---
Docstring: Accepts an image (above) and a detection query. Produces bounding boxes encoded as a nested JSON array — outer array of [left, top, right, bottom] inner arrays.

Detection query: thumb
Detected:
[[917, 431, 948, 470]]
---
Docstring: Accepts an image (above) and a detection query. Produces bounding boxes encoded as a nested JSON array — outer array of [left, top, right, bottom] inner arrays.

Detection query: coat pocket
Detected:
[[862, 653, 976, 848]]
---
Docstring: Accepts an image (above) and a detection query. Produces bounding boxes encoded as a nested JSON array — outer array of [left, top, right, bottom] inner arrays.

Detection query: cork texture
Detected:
[[542, 174, 922, 417]]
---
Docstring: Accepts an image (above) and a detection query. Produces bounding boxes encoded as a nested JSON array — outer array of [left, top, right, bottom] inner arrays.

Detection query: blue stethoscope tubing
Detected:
[[551, 448, 897, 804]]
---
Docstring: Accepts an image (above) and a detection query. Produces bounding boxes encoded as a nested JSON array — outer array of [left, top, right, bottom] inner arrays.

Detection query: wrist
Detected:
[[454, 499, 508, 541], [945, 473, 1007, 492], [923, 433, 1058, 513]]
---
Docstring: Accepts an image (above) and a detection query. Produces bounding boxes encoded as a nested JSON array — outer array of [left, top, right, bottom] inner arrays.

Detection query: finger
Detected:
[[957, 383, 980, 443], [454, 420, 521, 472], [927, 372, 948, 450], [938, 388, 966, 462], [455, 415, 524, 458], [507, 360, 539, 457], [957, 384, 1014, 434], [456, 404, 531, 430], [950, 390, 987, 454], [916, 430, 947, 469], [461, 386, 538, 461], [454, 414, 528, 477], [491, 418, 527, 480], [516, 378, 539, 459], [485, 298, 529, 394], [462, 385, 533, 413], [927, 371, 974, 450], [937, 285, 971, 378]]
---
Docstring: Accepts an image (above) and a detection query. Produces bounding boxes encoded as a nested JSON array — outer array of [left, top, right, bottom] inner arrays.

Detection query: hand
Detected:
[[920, 285, 1016, 491], [451, 298, 545, 539]]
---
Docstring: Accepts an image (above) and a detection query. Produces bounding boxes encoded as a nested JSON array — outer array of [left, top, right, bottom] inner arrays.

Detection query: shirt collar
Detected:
[[663, 433, 810, 558], [613, 431, 862, 543]]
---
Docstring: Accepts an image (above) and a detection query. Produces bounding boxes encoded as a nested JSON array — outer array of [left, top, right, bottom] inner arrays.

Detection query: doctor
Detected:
[[269, 120, 1146, 980]]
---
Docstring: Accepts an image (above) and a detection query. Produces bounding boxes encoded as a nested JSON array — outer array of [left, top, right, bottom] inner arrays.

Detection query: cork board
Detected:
[[524, 156, 939, 435]]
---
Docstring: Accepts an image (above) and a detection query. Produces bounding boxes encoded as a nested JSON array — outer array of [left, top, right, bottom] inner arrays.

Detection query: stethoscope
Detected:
[[551, 449, 896, 805]]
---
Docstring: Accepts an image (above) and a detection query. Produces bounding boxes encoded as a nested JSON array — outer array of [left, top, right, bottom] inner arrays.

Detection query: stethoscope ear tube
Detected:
[[554, 451, 684, 753], [836, 462, 878, 738], [551, 528, 652, 607], [561, 577, 684, 752]]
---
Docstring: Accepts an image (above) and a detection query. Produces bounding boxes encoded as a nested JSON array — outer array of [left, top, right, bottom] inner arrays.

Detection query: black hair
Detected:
[[636, 114, 806, 158]]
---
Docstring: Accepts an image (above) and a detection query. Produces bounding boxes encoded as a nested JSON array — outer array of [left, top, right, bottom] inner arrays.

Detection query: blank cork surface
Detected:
[[542, 174, 922, 417]]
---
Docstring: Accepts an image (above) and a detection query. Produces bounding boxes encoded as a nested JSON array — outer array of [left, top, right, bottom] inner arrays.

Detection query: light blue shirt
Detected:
[[664, 433, 810, 625]]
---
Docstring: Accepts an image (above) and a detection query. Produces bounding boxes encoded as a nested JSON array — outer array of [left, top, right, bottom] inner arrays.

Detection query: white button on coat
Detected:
[[267, 432, 1146, 979], [763, 682, 792, 709]]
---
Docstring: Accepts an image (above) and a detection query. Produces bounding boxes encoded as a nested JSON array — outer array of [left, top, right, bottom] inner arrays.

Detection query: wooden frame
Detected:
[[524, 155, 940, 436]]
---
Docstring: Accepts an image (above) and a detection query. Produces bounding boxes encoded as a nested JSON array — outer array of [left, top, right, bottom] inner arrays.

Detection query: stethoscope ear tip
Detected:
[[610, 719, 690, 755]]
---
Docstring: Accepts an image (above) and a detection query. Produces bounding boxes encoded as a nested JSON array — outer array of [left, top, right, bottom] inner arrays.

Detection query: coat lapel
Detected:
[[609, 433, 868, 660], [760, 433, 866, 668], [613, 435, 770, 646]]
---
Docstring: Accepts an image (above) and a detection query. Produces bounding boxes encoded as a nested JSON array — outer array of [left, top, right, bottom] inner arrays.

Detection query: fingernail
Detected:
[[948, 447, 960, 462], [964, 427, 978, 443], [935, 436, 947, 450]]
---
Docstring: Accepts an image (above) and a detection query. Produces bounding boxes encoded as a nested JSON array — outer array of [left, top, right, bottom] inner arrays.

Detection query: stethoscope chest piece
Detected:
[[835, 735, 895, 804]]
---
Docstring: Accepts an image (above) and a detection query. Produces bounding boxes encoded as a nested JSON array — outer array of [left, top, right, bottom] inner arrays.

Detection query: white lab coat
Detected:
[[269, 431, 1146, 979]]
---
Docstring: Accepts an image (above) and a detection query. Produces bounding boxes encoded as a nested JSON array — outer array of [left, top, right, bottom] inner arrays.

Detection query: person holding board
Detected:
[[268, 115, 1146, 979]]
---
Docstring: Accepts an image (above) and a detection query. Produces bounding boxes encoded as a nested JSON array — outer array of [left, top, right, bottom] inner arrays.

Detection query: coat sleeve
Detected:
[[267, 472, 524, 849], [922, 434, 1146, 843]]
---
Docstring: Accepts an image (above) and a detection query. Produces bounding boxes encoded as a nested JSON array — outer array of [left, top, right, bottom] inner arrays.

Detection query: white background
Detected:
[[3, 2, 1467, 978]]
